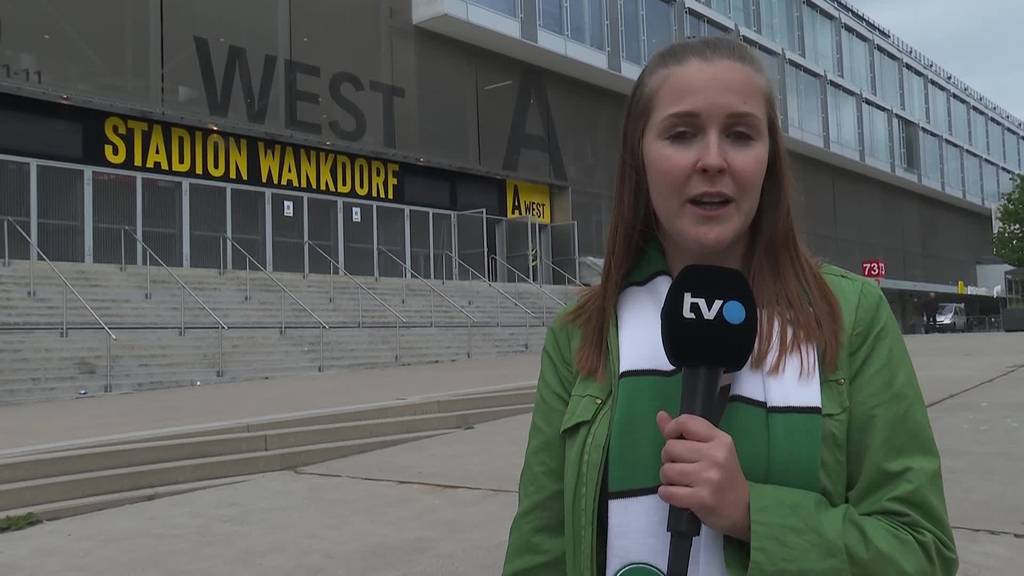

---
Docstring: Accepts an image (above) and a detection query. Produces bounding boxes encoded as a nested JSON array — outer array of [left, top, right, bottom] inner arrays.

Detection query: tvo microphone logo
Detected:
[[682, 292, 746, 325]]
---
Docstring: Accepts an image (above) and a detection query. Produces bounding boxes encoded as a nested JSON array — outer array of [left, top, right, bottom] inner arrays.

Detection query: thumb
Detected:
[[656, 410, 673, 439]]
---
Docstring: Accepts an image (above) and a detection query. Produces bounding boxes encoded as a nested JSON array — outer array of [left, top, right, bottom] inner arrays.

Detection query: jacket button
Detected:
[[837, 378, 847, 386], [595, 398, 603, 405]]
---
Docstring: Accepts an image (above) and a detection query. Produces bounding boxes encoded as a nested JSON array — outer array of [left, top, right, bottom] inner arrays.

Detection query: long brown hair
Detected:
[[568, 37, 842, 379]]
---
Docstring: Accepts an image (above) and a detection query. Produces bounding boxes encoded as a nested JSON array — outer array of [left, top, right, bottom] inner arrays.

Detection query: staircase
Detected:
[[0, 259, 580, 403]]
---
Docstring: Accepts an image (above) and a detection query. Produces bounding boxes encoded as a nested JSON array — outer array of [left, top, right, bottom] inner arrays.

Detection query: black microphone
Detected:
[[660, 265, 758, 576]]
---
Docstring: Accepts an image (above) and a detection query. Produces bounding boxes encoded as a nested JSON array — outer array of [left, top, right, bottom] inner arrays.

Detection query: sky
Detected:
[[848, 0, 1024, 121]]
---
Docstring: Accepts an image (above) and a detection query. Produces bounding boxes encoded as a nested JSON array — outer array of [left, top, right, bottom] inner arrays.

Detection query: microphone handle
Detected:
[[666, 365, 724, 575]]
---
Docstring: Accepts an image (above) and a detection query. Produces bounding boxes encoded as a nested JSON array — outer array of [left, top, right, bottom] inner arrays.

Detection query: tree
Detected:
[[994, 175, 1024, 267]]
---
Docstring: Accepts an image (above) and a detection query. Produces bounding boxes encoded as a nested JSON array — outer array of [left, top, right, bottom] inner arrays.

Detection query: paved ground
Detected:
[[0, 332, 1022, 575]]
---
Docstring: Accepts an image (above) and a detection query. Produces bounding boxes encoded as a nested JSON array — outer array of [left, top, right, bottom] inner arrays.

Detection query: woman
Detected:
[[502, 38, 957, 576]]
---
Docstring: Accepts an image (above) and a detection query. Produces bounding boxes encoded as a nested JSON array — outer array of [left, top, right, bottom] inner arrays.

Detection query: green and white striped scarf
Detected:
[[607, 244, 823, 576]]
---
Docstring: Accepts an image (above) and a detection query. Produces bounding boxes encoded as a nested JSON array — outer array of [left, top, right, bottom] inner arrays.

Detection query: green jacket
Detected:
[[503, 266, 958, 575]]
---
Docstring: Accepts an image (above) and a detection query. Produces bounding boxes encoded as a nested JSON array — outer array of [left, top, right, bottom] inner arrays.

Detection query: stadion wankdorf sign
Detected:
[[0, 92, 557, 219], [100, 114, 401, 202]]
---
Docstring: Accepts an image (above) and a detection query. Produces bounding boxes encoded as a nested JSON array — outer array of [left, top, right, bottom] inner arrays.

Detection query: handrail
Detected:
[[3, 217, 116, 393], [122, 228, 229, 332], [580, 259, 604, 274], [3, 218, 116, 342], [305, 241, 408, 325], [378, 248, 477, 324], [489, 254, 566, 308], [549, 261, 584, 287], [444, 250, 537, 319], [223, 235, 329, 330]]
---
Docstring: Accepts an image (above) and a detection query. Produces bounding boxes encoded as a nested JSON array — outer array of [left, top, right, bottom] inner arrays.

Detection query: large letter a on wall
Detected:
[[502, 68, 567, 182]]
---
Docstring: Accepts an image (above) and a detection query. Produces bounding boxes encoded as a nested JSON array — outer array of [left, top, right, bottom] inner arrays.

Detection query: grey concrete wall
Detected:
[[792, 153, 995, 285]]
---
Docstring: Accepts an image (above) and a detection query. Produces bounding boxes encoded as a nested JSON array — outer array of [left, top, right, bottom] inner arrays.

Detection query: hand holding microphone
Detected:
[[655, 410, 751, 542], [660, 264, 758, 575]]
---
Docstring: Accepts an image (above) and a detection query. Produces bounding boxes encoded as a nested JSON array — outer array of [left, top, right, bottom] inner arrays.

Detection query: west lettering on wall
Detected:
[[193, 36, 406, 148]]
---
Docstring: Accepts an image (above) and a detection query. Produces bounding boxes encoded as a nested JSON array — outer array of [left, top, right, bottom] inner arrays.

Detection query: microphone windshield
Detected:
[[660, 264, 758, 372]]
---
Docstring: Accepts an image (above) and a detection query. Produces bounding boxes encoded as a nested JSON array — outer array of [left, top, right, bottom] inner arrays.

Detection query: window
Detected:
[[1006, 132, 1021, 171], [753, 47, 783, 110], [989, 120, 1005, 164], [921, 131, 942, 185], [622, 0, 643, 64], [945, 143, 964, 195], [471, 0, 518, 17], [964, 153, 982, 202], [842, 29, 871, 92], [569, 0, 606, 50], [903, 67, 926, 122], [970, 109, 988, 153], [730, 0, 754, 29], [828, 85, 859, 157], [874, 49, 901, 108], [950, 97, 969, 143], [983, 162, 999, 205], [929, 84, 949, 134], [707, 20, 732, 37], [646, 0, 675, 62], [786, 64, 823, 143], [1001, 170, 1017, 200], [895, 117, 919, 174], [803, 4, 835, 74], [540, 0, 564, 33], [864, 103, 891, 165], [761, 0, 799, 52], [699, 0, 729, 13]]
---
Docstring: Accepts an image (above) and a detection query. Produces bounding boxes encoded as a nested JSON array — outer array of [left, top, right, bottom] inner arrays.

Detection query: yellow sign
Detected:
[[506, 180, 551, 224], [101, 116, 400, 201], [957, 281, 966, 295]]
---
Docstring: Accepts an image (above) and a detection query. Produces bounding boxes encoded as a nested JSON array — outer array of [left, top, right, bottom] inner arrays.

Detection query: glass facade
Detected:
[[842, 29, 871, 93], [921, 131, 943, 186], [1001, 170, 1017, 200], [786, 64, 823, 144], [569, 0, 607, 50], [1007, 134, 1022, 171], [895, 117, 919, 175], [928, 84, 949, 135], [761, 0, 800, 52], [945, 143, 964, 196], [645, 0, 675, 62], [964, 153, 982, 203], [803, 4, 835, 74], [472, 0, 518, 17], [622, 0, 643, 64], [875, 49, 901, 109], [903, 68, 926, 122], [989, 120, 1005, 164], [540, 0, 564, 33], [983, 162, 999, 206], [730, 0, 754, 29], [828, 85, 859, 158], [970, 109, 988, 154], [950, 97, 970, 143], [864, 103, 890, 165]]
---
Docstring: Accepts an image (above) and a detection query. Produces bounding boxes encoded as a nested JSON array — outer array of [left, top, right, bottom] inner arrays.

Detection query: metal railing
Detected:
[[379, 248, 477, 358], [305, 241, 406, 361], [3, 217, 118, 392], [221, 235, 330, 372], [443, 250, 537, 350], [549, 261, 584, 287], [489, 254, 565, 325], [121, 228, 228, 377]]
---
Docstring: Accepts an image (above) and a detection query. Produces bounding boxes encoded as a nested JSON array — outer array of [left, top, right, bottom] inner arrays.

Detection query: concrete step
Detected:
[[0, 404, 531, 484], [0, 475, 262, 523], [0, 429, 453, 512]]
